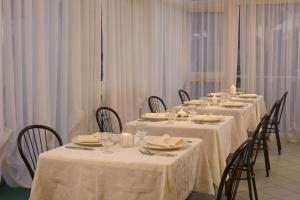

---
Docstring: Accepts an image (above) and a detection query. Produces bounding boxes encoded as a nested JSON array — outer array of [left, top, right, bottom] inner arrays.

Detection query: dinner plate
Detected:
[[183, 100, 207, 106], [221, 102, 245, 108], [208, 92, 229, 97], [141, 113, 169, 121], [238, 94, 258, 98], [71, 137, 103, 147], [143, 142, 185, 150]]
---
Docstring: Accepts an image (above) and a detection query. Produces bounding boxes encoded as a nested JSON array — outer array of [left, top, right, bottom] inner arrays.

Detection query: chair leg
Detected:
[[266, 146, 271, 170], [247, 166, 254, 200], [263, 140, 270, 177], [275, 124, 282, 155], [250, 166, 258, 200]]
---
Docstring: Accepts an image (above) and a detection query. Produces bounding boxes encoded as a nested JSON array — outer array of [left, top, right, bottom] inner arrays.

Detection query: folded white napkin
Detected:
[[78, 133, 99, 143], [146, 135, 184, 148]]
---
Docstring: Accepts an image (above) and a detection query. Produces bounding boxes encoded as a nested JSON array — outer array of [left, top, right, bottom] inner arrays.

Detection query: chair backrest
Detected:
[[17, 125, 63, 179], [216, 140, 250, 200], [277, 92, 288, 123], [148, 96, 167, 113], [268, 100, 282, 129], [249, 113, 271, 164], [178, 89, 190, 104], [96, 106, 123, 133]]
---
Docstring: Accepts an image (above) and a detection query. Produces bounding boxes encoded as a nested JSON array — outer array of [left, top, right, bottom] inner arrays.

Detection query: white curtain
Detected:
[[240, 0, 300, 139], [102, 0, 190, 123], [102, 0, 239, 123], [189, 0, 239, 98], [0, 0, 102, 187]]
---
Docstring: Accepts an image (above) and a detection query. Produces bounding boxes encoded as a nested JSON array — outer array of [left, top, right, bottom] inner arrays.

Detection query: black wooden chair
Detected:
[[268, 92, 288, 155], [179, 89, 191, 104], [224, 113, 271, 200], [187, 140, 250, 200], [17, 125, 63, 179], [96, 106, 123, 133], [148, 96, 167, 113]]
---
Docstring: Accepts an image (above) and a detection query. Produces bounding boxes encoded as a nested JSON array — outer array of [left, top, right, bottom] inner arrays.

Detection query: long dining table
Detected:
[[173, 103, 256, 149], [30, 138, 214, 200], [125, 116, 234, 185]]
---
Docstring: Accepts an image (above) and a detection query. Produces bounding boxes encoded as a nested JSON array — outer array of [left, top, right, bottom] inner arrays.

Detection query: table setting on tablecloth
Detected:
[[125, 114, 234, 186], [30, 135, 214, 200]]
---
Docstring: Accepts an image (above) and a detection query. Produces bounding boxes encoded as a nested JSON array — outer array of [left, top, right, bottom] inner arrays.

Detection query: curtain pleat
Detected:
[[0, 0, 102, 187]]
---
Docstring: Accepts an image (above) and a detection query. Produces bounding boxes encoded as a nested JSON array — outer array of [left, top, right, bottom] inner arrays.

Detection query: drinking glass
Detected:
[[101, 133, 114, 154], [135, 121, 148, 146]]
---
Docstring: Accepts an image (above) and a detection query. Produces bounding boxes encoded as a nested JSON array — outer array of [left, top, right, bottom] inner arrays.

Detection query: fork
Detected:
[[139, 148, 177, 157]]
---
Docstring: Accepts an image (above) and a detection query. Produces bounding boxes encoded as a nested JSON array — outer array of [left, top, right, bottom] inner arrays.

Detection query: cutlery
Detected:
[[138, 148, 177, 157], [64, 145, 95, 151]]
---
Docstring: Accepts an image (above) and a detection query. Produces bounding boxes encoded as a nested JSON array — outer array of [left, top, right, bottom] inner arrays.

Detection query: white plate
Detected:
[[238, 94, 258, 98], [221, 102, 245, 108], [141, 113, 169, 121], [143, 142, 185, 150], [208, 92, 229, 97], [71, 137, 102, 147], [184, 100, 207, 106], [191, 115, 224, 123]]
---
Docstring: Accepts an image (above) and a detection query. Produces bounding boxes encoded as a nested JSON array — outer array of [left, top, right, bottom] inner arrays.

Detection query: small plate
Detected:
[[71, 137, 102, 147]]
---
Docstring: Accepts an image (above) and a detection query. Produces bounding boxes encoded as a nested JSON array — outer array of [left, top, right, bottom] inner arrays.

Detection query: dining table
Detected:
[[125, 116, 234, 186], [30, 137, 214, 200], [229, 95, 267, 122], [173, 103, 256, 148]]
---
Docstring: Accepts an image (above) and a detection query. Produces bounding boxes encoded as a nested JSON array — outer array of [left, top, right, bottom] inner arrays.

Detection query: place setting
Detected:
[[65, 132, 121, 153], [137, 134, 191, 157]]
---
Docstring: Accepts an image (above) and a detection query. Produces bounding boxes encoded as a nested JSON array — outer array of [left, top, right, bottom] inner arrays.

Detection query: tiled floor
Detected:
[[236, 137, 300, 200]]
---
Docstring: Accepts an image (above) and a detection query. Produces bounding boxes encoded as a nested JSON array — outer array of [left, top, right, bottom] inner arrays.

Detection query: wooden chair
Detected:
[[96, 106, 123, 133], [17, 125, 63, 179], [178, 89, 191, 104], [187, 140, 250, 200], [148, 96, 167, 113], [268, 92, 288, 155]]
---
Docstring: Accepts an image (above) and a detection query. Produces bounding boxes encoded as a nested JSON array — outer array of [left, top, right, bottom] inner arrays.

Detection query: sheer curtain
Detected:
[[102, 0, 191, 122], [102, 0, 239, 123], [189, 0, 239, 98], [0, 0, 102, 187], [240, 0, 300, 140]]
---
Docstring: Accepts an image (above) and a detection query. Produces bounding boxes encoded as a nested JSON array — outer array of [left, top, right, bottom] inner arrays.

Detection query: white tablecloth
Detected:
[[230, 95, 267, 122], [174, 103, 256, 145], [30, 138, 214, 200], [0, 128, 12, 183], [125, 116, 234, 185]]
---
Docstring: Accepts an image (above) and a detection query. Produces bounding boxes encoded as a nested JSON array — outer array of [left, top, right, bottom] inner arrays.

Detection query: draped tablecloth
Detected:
[[230, 95, 267, 122], [173, 103, 256, 149], [0, 128, 12, 183], [125, 116, 234, 185], [30, 138, 214, 200]]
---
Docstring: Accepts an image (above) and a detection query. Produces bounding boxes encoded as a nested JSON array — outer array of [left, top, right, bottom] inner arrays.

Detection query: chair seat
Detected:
[[268, 119, 279, 126], [226, 153, 254, 167], [187, 192, 216, 200], [247, 131, 264, 140]]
